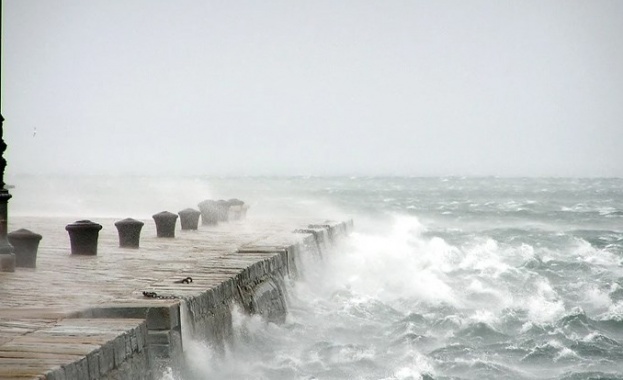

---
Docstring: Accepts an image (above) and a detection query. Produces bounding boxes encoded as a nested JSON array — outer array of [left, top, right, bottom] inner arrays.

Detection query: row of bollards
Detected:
[[7, 198, 248, 268], [197, 198, 247, 225]]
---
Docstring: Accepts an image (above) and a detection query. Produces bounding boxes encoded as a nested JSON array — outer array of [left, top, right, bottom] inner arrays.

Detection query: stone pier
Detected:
[[0, 215, 353, 379]]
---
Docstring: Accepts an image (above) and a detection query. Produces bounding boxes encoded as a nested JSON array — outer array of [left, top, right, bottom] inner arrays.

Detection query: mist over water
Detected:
[[9, 175, 623, 379], [155, 176, 623, 380], [6, 175, 346, 220]]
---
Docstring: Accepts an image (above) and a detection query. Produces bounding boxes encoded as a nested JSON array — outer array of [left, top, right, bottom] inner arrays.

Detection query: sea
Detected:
[[9, 176, 623, 380]]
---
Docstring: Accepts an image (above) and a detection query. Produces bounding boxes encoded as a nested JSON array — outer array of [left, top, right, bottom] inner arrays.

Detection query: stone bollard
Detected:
[[114, 218, 144, 248], [7, 229, 42, 268], [216, 200, 231, 222], [227, 199, 245, 220], [65, 220, 103, 256], [197, 200, 218, 225], [178, 208, 201, 230], [152, 211, 178, 238]]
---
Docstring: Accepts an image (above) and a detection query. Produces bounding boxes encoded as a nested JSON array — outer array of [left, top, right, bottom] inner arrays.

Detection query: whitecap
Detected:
[[526, 280, 565, 324]]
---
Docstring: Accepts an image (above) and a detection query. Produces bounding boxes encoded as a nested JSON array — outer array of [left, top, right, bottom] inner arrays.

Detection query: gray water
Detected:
[[9, 176, 623, 379], [178, 177, 623, 380]]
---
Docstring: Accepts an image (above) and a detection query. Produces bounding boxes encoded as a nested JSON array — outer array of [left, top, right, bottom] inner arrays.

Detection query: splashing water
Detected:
[[53, 176, 616, 380]]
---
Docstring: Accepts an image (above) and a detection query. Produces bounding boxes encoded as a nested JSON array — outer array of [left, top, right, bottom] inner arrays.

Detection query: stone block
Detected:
[[129, 329, 138, 353], [63, 364, 76, 380], [188, 304, 233, 346], [148, 344, 171, 360], [44, 367, 66, 380], [113, 334, 127, 368], [76, 358, 89, 380], [136, 323, 147, 352], [146, 305, 180, 331], [170, 329, 183, 356], [99, 340, 115, 376], [84, 303, 180, 331], [147, 330, 173, 346], [87, 349, 101, 379], [251, 278, 287, 323], [125, 332, 133, 359], [100, 350, 150, 380], [61, 357, 88, 380]]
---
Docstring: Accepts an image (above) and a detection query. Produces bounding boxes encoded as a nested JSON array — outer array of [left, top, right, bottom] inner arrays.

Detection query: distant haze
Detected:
[[2, 0, 622, 177]]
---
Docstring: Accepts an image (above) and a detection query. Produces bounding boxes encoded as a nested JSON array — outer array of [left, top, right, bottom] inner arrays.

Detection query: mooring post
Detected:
[[0, 1, 17, 272], [198, 200, 219, 225], [114, 218, 145, 248], [216, 200, 231, 222], [7, 228, 42, 268], [178, 208, 201, 230], [66, 220, 103, 256], [152, 211, 178, 238]]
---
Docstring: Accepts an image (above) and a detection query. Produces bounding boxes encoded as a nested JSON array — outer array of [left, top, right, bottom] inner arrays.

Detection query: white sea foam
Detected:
[[332, 215, 459, 307], [572, 237, 621, 267], [145, 177, 623, 379], [459, 238, 511, 277], [553, 346, 580, 362], [182, 340, 218, 377], [468, 309, 499, 325], [526, 280, 565, 324], [580, 284, 613, 314], [599, 301, 623, 321]]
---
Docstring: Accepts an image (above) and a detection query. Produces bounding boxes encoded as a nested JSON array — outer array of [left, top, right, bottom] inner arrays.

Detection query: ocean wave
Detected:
[[144, 176, 623, 380], [430, 314, 463, 335], [520, 340, 581, 364], [428, 343, 474, 361], [388, 332, 437, 352], [568, 230, 623, 252], [557, 308, 595, 333], [436, 357, 530, 380], [596, 301, 623, 327], [557, 371, 623, 380], [315, 342, 376, 365], [454, 322, 509, 345], [389, 313, 429, 337], [570, 339, 623, 361]]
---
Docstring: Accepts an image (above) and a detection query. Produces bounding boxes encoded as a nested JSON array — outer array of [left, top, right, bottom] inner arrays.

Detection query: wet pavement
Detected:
[[0, 214, 320, 379]]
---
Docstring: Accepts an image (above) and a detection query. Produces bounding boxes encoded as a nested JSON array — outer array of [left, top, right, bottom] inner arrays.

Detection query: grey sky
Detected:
[[2, 0, 622, 177]]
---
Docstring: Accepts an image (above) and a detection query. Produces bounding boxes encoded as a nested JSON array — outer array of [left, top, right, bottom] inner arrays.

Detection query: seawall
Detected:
[[0, 215, 353, 379]]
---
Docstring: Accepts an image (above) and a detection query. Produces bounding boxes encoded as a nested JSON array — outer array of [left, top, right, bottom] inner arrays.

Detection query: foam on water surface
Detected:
[[176, 207, 620, 378]]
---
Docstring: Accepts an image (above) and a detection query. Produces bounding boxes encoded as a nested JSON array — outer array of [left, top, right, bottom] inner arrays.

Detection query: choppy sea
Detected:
[[9, 176, 623, 379]]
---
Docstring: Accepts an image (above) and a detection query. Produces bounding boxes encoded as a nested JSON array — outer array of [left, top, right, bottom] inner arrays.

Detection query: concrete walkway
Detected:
[[0, 215, 349, 379]]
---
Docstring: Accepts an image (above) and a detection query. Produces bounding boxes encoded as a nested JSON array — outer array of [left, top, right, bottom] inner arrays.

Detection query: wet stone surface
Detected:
[[0, 215, 335, 379]]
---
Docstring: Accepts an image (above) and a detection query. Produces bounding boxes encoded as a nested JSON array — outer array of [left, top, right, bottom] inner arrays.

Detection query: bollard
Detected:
[[65, 220, 103, 256], [227, 199, 245, 220], [216, 200, 231, 222], [152, 211, 178, 238], [114, 218, 144, 248], [178, 208, 201, 230], [197, 200, 219, 225], [7, 229, 42, 268]]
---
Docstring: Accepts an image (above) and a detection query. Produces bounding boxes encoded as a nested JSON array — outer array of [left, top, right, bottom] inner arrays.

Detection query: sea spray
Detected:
[[5, 175, 621, 379], [174, 204, 621, 379], [49, 176, 613, 379]]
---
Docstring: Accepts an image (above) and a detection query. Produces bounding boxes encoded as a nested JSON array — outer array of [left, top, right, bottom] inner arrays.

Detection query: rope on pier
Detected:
[[142, 277, 193, 299], [142, 291, 180, 299]]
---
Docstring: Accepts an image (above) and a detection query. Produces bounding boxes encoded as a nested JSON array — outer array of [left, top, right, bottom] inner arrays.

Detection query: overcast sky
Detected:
[[2, 0, 622, 177]]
